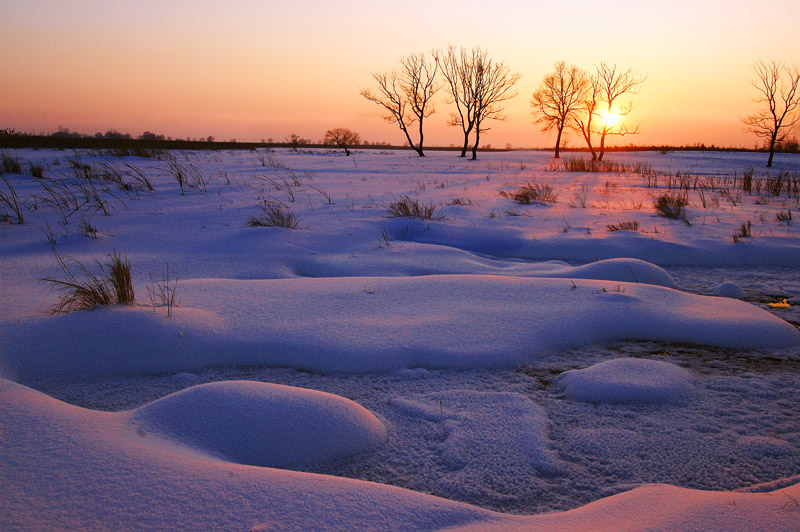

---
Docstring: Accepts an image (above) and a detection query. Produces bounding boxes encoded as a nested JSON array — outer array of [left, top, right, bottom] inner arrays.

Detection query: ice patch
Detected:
[[556, 358, 696, 404], [128, 381, 386, 467]]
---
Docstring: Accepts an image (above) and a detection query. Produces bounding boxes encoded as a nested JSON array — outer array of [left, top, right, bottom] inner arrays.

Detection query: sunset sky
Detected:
[[2, 0, 799, 148]]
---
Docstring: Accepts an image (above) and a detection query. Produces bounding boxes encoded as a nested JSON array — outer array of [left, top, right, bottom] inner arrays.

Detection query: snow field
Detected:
[[2, 148, 800, 531]]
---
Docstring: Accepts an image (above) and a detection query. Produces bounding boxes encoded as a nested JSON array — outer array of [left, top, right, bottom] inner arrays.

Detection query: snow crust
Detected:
[[556, 358, 696, 404]]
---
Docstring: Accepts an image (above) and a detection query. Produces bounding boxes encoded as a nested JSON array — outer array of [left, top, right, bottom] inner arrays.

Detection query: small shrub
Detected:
[[0, 175, 23, 223], [147, 262, 179, 318], [607, 220, 640, 232], [43, 247, 135, 313], [740, 165, 754, 193], [1, 153, 22, 174], [733, 220, 752, 242], [78, 219, 98, 238], [164, 154, 207, 194], [247, 203, 299, 228], [654, 193, 687, 219], [503, 183, 558, 205], [776, 210, 792, 223], [387, 195, 439, 219], [28, 162, 45, 178]]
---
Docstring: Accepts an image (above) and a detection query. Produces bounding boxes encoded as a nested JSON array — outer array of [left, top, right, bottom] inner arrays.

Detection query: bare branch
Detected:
[[361, 53, 440, 156], [531, 61, 589, 158], [743, 60, 800, 167], [323, 128, 361, 156]]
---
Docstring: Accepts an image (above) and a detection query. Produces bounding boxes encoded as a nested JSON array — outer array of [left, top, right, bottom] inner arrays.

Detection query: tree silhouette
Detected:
[[469, 52, 520, 160], [361, 53, 439, 157], [531, 62, 588, 158], [323, 128, 361, 156], [595, 63, 646, 161], [571, 72, 601, 160], [435, 46, 480, 157], [743, 60, 800, 167]]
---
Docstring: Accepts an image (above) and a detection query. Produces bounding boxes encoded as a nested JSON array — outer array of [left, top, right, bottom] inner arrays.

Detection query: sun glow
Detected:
[[602, 111, 621, 127]]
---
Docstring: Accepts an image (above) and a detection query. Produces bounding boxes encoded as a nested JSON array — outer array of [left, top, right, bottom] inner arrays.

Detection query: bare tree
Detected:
[[595, 63, 646, 161], [469, 52, 520, 160], [434, 46, 479, 157], [743, 60, 800, 167], [323, 128, 361, 156], [361, 52, 439, 157], [286, 133, 309, 151], [571, 72, 601, 160], [531, 62, 588, 158]]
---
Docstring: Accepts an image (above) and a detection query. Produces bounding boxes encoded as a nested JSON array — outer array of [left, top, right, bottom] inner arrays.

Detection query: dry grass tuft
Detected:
[[502, 183, 558, 204], [247, 203, 299, 228], [607, 220, 640, 232], [43, 246, 135, 313], [654, 193, 688, 219], [387, 195, 440, 219]]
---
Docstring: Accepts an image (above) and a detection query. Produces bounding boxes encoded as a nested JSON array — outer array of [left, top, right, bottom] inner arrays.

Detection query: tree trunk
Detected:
[[399, 123, 423, 157], [767, 135, 777, 167], [471, 127, 480, 160], [345, 147, 351, 156], [460, 132, 469, 157], [598, 129, 607, 161], [417, 118, 425, 157], [554, 126, 563, 158]]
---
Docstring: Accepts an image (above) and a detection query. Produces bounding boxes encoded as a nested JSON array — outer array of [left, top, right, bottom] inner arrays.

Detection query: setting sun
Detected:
[[602, 111, 621, 127]]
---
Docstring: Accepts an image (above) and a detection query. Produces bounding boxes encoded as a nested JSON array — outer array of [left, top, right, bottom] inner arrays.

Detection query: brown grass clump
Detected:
[[607, 220, 640, 232], [653, 193, 688, 219], [387, 195, 439, 220], [43, 246, 135, 313], [502, 183, 558, 205], [247, 203, 299, 228]]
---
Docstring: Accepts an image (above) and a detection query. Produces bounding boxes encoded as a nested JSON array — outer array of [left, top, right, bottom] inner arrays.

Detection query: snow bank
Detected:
[[129, 381, 386, 467], [3, 377, 799, 532], [555, 358, 696, 404], [2, 276, 798, 380]]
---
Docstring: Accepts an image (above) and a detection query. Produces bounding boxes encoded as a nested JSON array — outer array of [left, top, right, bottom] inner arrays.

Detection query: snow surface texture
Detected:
[[3, 376, 800, 532], [23, 345, 800, 516], [2, 149, 800, 531], [555, 358, 697, 404]]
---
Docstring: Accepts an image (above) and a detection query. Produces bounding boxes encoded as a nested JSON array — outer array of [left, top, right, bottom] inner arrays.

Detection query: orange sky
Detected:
[[1, 0, 798, 148]]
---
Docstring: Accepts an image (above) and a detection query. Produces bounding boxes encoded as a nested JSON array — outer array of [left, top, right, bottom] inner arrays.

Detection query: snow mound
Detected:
[[3, 275, 799, 380], [712, 282, 745, 299], [556, 358, 696, 404], [128, 381, 386, 467]]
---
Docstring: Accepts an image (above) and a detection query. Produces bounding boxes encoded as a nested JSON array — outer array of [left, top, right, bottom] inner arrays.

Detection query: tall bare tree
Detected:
[[323, 128, 360, 156], [469, 52, 520, 160], [435, 46, 479, 157], [361, 52, 439, 157], [595, 63, 646, 161], [531, 62, 588, 158], [571, 72, 601, 160], [743, 60, 800, 167]]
